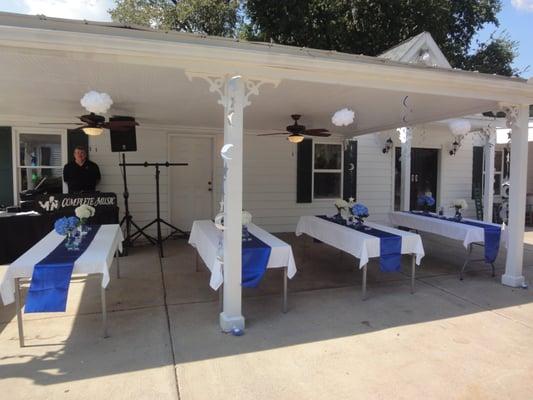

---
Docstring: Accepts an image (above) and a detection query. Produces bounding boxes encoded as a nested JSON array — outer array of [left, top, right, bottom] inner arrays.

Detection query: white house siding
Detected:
[[85, 123, 479, 236]]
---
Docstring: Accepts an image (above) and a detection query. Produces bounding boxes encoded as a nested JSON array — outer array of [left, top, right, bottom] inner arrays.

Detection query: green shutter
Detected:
[[296, 139, 313, 203], [472, 146, 483, 199], [0, 127, 13, 207], [343, 141, 357, 201]]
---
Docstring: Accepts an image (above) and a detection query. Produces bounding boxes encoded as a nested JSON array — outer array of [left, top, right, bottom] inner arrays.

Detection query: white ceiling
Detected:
[[0, 50, 499, 136]]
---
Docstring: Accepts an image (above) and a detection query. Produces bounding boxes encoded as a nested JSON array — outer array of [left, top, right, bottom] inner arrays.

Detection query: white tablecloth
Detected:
[[188, 220, 297, 290], [389, 211, 504, 249], [1, 224, 123, 305], [295, 216, 424, 269]]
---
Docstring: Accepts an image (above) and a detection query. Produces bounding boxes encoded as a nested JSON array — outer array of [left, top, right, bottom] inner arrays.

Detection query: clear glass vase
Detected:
[[65, 230, 80, 251]]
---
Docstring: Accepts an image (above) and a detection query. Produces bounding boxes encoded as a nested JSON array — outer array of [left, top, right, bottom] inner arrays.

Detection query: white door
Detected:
[[169, 136, 213, 231]]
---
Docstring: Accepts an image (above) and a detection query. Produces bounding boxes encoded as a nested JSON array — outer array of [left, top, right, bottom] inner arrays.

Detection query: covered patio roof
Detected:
[[0, 12, 531, 136]]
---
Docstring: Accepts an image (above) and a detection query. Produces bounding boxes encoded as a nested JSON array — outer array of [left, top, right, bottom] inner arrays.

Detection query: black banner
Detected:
[[33, 192, 117, 213]]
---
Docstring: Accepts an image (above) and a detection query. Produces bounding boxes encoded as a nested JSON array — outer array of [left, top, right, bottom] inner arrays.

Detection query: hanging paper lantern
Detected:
[[448, 119, 471, 136], [332, 108, 355, 127], [80, 91, 113, 114]]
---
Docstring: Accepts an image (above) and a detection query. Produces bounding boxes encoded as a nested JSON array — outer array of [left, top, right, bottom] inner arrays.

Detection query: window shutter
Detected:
[[472, 146, 483, 199], [0, 127, 13, 207], [343, 140, 357, 201], [67, 129, 89, 160], [296, 138, 313, 203]]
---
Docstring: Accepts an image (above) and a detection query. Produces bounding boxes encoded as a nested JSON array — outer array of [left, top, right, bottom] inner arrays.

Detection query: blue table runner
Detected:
[[317, 216, 402, 272], [25, 226, 101, 313], [242, 232, 272, 288], [407, 212, 501, 263]]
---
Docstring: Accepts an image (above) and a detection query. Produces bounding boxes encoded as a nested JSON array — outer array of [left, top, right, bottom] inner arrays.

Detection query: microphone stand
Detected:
[[119, 153, 156, 255]]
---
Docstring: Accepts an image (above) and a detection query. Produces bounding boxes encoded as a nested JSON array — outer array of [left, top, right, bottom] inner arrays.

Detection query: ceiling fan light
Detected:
[[287, 134, 304, 144], [82, 126, 104, 136]]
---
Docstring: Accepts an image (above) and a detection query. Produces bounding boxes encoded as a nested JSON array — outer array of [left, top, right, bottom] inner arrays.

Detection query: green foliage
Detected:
[[109, 0, 519, 76], [110, 0, 240, 36]]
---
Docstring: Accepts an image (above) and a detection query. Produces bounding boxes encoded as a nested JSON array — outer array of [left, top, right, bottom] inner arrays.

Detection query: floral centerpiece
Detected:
[[350, 203, 369, 226], [417, 193, 435, 213], [242, 211, 253, 241], [452, 199, 468, 221], [75, 204, 95, 235], [334, 199, 348, 221], [54, 216, 80, 250]]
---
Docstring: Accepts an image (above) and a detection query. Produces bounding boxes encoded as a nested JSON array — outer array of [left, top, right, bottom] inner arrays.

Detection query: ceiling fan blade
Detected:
[[257, 133, 288, 136], [305, 131, 331, 137], [40, 122, 84, 125], [109, 120, 139, 128], [304, 129, 329, 134]]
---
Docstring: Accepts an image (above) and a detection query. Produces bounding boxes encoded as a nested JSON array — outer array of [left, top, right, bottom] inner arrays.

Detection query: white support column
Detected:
[[186, 71, 279, 331], [502, 104, 529, 287], [220, 76, 245, 331], [399, 127, 413, 211], [483, 126, 496, 222]]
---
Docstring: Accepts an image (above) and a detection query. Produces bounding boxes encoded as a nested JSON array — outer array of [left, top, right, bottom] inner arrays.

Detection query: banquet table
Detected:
[[295, 216, 425, 299], [188, 220, 297, 312], [0, 224, 123, 347], [389, 211, 503, 279]]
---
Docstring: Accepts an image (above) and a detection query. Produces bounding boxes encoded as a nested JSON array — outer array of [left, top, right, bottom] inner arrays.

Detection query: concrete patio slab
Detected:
[[0, 307, 178, 400], [1, 234, 533, 400]]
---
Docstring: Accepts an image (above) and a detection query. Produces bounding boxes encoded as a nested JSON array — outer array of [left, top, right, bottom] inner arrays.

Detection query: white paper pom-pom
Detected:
[[332, 108, 355, 127], [448, 119, 471, 136], [80, 91, 113, 114]]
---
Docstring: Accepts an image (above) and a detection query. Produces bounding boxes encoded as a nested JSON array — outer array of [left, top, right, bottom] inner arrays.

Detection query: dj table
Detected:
[[0, 193, 119, 264]]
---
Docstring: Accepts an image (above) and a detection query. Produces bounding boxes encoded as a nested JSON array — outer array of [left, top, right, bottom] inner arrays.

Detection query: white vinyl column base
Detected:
[[501, 273, 525, 288], [219, 312, 245, 332]]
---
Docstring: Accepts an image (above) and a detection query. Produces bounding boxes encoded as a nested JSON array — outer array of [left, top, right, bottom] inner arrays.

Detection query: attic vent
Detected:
[[416, 49, 434, 66]]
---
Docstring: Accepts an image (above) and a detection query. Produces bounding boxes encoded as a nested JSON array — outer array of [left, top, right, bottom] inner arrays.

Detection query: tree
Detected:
[[244, 0, 518, 75], [109, 0, 519, 75], [110, 0, 241, 37]]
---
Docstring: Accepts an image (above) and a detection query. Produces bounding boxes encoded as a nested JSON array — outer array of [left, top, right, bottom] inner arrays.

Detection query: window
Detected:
[[15, 131, 66, 200], [313, 143, 342, 199]]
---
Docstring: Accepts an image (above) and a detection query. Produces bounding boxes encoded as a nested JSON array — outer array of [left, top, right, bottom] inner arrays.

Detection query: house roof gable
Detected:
[[379, 32, 452, 69]]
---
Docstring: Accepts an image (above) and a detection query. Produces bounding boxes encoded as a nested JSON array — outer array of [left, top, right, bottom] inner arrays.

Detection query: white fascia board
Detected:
[[0, 25, 533, 105]]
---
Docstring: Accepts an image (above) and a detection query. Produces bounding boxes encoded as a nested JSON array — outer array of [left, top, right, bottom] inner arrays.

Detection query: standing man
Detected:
[[63, 145, 101, 193]]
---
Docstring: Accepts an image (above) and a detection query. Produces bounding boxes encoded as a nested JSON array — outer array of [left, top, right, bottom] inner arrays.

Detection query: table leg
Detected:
[[218, 284, 223, 312], [15, 278, 25, 347], [361, 265, 367, 300], [411, 254, 416, 294], [116, 250, 121, 279], [282, 267, 288, 313], [101, 286, 108, 338], [460, 243, 473, 280]]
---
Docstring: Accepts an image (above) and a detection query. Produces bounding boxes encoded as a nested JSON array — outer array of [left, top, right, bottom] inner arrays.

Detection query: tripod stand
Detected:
[[119, 159, 188, 258], [119, 153, 156, 255]]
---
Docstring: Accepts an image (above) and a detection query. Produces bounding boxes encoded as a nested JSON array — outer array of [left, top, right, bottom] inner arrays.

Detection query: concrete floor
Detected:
[[1, 231, 533, 399]]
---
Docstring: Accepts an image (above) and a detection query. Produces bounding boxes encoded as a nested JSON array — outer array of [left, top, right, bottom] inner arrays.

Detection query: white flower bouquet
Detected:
[[451, 199, 468, 221], [75, 204, 96, 220], [75, 204, 96, 234], [453, 199, 468, 210], [334, 199, 348, 215]]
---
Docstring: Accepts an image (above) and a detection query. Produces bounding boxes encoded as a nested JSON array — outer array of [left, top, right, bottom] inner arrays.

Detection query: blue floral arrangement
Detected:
[[417, 194, 435, 212], [54, 216, 80, 236], [351, 203, 369, 218]]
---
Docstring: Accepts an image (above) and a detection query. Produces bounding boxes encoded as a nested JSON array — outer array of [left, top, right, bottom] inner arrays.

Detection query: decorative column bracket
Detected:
[[185, 71, 280, 108]]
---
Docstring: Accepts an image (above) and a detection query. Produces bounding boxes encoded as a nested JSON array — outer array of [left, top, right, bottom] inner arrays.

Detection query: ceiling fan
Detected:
[[258, 114, 330, 143], [40, 113, 139, 136]]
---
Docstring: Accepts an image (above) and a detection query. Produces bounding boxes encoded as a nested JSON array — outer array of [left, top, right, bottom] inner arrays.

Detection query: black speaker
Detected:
[[110, 117, 137, 152]]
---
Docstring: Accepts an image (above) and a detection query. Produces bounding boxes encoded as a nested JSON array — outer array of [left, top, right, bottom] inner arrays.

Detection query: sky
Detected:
[[0, 0, 531, 77]]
